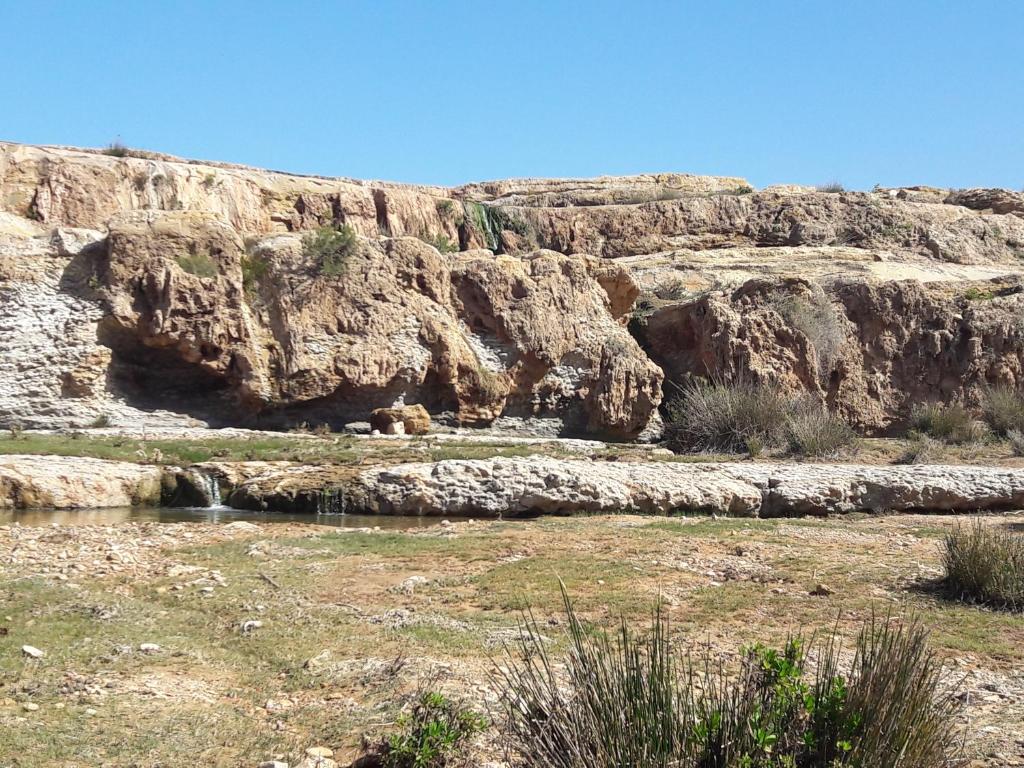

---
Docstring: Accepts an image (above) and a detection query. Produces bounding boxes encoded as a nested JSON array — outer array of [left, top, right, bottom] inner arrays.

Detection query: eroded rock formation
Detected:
[[5, 141, 1024, 436]]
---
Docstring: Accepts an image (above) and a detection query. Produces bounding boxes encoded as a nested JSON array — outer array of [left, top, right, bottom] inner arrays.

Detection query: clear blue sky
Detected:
[[3, 1, 1021, 190]]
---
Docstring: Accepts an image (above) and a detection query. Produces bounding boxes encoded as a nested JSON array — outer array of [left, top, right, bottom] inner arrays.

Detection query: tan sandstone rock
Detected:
[[370, 405, 431, 435]]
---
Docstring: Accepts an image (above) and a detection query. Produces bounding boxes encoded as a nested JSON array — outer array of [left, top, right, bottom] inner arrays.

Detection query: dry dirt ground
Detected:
[[1, 513, 1023, 767]]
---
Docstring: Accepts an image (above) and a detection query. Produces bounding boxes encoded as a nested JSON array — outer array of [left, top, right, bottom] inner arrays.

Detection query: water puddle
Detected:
[[0, 506, 456, 530]]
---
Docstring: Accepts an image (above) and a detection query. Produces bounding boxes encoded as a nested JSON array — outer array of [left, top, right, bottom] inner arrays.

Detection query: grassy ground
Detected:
[[2, 430, 1024, 469], [2, 514, 1022, 766]]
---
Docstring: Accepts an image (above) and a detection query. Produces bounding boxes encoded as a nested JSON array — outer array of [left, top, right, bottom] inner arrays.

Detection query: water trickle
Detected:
[[315, 488, 346, 515]]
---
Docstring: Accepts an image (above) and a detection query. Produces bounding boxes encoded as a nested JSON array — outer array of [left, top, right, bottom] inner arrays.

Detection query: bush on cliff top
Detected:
[[496, 585, 962, 768]]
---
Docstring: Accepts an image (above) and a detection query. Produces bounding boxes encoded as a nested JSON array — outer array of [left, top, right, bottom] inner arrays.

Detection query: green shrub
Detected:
[[241, 252, 269, 296], [88, 414, 112, 428], [981, 384, 1024, 436], [176, 252, 218, 278], [665, 379, 793, 453], [303, 223, 358, 276], [377, 690, 486, 768], [943, 520, 1024, 609], [963, 286, 995, 301], [909, 403, 987, 444], [816, 182, 845, 193], [785, 403, 856, 458], [734, 184, 755, 194], [497, 586, 962, 768]]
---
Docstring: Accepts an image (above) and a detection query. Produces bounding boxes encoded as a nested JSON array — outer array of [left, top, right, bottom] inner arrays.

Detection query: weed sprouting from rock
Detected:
[[303, 223, 358, 277]]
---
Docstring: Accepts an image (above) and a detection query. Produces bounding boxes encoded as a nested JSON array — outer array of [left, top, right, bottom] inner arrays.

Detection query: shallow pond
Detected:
[[0, 506, 451, 529]]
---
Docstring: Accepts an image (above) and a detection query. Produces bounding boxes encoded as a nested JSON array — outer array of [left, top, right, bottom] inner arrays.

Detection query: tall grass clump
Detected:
[[303, 223, 358, 276], [981, 384, 1024, 436], [664, 379, 792, 453], [909, 402, 987, 444], [771, 285, 847, 378], [943, 520, 1024, 609], [785, 402, 856, 458], [665, 380, 855, 456], [497, 586, 962, 768]]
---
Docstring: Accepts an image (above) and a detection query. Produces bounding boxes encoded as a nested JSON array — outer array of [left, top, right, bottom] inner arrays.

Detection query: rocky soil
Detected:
[[1, 514, 1022, 766]]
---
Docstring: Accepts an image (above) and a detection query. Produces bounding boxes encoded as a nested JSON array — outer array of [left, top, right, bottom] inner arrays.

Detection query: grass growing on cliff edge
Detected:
[[497, 586, 962, 768]]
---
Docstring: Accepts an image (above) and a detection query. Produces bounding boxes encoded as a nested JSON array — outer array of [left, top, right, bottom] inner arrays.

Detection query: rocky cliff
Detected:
[[3, 141, 1024, 436]]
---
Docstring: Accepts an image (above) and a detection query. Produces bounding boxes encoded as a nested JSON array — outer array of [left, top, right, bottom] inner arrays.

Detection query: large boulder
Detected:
[[370, 405, 431, 435]]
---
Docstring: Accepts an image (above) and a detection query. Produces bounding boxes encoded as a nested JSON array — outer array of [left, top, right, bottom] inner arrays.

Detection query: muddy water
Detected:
[[0, 506, 453, 529]]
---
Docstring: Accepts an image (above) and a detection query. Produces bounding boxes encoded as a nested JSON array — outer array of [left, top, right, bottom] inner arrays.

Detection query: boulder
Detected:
[[370, 404, 431, 435], [0, 455, 165, 509]]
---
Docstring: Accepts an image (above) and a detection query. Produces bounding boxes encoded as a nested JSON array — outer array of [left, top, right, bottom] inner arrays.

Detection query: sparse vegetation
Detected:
[[373, 690, 486, 768], [423, 233, 458, 253], [664, 379, 794, 453], [981, 384, 1024, 436], [175, 251, 219, 278], [963, 286, 995, 301], [88, 413, 112, 428], [303, 223, 358, 276], [102, 140, 131, 157], [771, 285, 846, 377], [241, 252, 269, 297], [497, 586, 962, 768], [816, 182, 845, 193], [1008, 429, 1024, 456], [909, 403, 988, 444], [665, 380, 856, 457], [897, 433, 944, 465], [943, 520, 1024, 609], [734, 184, 755, 194], [435, 199, 456, 217], [785, 402, 857, 458]]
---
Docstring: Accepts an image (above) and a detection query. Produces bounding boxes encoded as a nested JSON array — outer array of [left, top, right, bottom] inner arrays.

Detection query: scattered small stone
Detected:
[[810, 583, 833, 597], [139, 643, 161, 653], [305, 747, 334, 758], [21, 645, 44, 659], [259, 762, 289, 768], [241, 619, 264, 633], [23, 702, 39, 712], [85, 707, 98, 716]]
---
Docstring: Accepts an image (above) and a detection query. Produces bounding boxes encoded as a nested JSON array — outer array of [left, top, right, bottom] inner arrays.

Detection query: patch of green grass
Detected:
[[963, 286, 995, 301], [176, 251, 218, 278]]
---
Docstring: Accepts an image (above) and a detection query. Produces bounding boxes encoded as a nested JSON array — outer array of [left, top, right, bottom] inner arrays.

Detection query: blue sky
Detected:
[[2, 1, 1021, 190]]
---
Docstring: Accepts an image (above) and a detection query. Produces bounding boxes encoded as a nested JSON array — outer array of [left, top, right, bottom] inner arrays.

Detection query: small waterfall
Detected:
[[315, 488, 346, 515], [181, 468, 226, 509], [204, 473, 222, 508]]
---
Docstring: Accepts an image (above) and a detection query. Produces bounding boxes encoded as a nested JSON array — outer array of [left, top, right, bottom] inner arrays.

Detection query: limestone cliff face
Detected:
[[0, 204, 660, 436], [5, 141, 1024, 437], [642, 276, 1024, 433]]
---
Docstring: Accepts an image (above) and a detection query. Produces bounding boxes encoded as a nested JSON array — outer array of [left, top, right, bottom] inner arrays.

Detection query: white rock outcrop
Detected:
[[0, 454, 165, 509], [346, 457, 1024, 517]]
